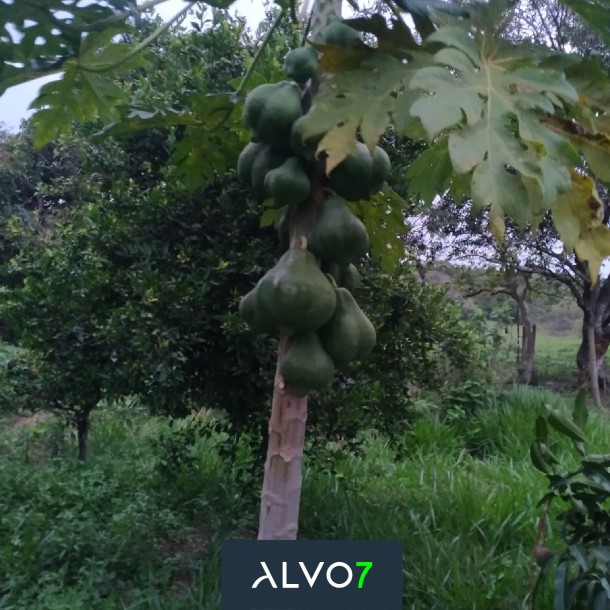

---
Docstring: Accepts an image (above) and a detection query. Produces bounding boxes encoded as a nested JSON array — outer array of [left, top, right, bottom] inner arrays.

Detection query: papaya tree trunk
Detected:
[[258, 336, 308, 540], [76, 411, 90, 462]]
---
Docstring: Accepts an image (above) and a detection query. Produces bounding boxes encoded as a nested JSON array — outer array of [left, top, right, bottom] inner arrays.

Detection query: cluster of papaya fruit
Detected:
[[237, 21, 391, 397]]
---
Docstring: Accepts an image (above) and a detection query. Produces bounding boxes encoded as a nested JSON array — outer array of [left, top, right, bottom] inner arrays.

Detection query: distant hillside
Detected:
[[421, 263, 582, 337]]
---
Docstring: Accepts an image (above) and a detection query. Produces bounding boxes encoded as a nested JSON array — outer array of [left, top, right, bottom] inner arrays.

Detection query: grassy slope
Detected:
[[1, 387, 608, 609]]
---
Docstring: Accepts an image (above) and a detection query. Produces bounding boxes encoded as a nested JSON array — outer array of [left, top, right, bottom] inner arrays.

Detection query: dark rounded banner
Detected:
[[221, 540, 403, 609]]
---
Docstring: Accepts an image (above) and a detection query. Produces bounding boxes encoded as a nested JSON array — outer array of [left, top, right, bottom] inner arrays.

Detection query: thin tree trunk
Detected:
[[76, 411, 90, 462], [258, 337, 308, 540], [588, 325, 603, 408], [516, 297, 535, 384]]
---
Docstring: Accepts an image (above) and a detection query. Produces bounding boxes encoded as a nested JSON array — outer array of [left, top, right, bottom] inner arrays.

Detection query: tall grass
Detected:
[[0, 387, 608, 608]]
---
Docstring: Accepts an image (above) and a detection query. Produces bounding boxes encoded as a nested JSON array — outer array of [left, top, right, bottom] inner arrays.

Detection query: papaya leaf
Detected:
[[300, 34, 425, 171], [260, 207, 286, 228], [552, 173, 610, 282], [170, 93, 245, 191], [342, 15, 419, 53], [94, 108, 203, 139], [350, 186, 407, 272], [27, 29, 148, 148], [0, 0, 131, 94], [543, 116, 610, 183], [573, 226, 610, 285], [552, 173, 604, 252], [405, 137, 453, 204], [408, 26, 577, 237]]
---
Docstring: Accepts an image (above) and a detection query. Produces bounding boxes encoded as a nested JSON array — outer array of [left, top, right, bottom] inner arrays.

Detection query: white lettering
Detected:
[[282, 561, 299, 588], [252, 562, 278, 589], [299, 561, 324, 587], [326, 562, 352, 588]]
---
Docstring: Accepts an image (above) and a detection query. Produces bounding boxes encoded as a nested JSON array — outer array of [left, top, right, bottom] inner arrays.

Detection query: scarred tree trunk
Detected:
[[75, 410, 90, 461], [258, 337, 308, 540], [576, 316, 610, 406], [516, 296, 535, 384]]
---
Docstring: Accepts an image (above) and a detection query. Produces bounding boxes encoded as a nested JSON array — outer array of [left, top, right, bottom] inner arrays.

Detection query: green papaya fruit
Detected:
[[239, 287, 276, 336], [321, 261, 362, 291], [321, 261, 342, 285], [328, 143, 390, 201], [283, 46, 318, 84], [264, 157, 311, 207], [256, 248, 337, 336], [370, 146, 392, 193], [250, 146, 290, 200], [237, 141, 265, 187], [290, 115, 323, 161], [318, 287, 376, 368], [317, 20, 361, 46], [309, 196, 369, 265], [243, 81, 304, 148], [280, 333, 335, 397], [341, 264, 362, 292]]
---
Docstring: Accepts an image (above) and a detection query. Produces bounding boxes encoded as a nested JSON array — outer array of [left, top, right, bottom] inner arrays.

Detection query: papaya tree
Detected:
[[3, 0, 610, 542]]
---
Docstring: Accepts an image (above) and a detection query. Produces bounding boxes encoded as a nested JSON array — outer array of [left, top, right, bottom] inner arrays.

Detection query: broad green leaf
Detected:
[[94, 108, 203, 139], [406, 137, 453, 204], [301, 37, 424, 169], [349, 186, 407, 272], [573, 388, 588, 431], [408, 26, 577, 233], [544, 116, 610, 182], [0, 0, 132, 94], [531, 441, 552, 474], [546, 407, 588, 444], [260, 207, 285, 228], [554, 560, 570, 610]]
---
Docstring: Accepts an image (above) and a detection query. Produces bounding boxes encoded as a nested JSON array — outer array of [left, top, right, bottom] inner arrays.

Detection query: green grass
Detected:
[[0, 387, 609, 608]]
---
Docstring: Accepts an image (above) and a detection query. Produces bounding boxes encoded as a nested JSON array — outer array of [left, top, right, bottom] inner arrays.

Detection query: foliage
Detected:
[[531, 390, 610, 609], [307, 264, 489, 440], [2, 386, 607, 608], [0, 174, 281, 436]]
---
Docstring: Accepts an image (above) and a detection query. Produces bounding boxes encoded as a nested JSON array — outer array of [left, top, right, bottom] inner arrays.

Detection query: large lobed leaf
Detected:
[[409, 27, 581, 240], [0, 0, 134, 94]]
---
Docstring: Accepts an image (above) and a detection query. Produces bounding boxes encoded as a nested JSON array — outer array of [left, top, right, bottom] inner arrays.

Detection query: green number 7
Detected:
[[355, 561, 373, 588]]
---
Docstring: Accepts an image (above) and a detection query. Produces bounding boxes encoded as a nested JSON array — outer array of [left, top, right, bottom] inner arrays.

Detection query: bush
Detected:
[[307, 265, 491, 441]]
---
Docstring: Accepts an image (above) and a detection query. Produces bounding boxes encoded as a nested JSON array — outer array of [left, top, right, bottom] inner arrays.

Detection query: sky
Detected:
[[0, 0, 270, 132]]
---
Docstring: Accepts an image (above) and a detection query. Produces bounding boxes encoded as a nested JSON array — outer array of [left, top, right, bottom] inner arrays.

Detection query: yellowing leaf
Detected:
[[316, 121, 359, 174], [300, 48, 421, 169], [552, 173, 609, 282], [575, 226, 610, 283], [544, 116, 610, 182], [552, 173, 603, 251]]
